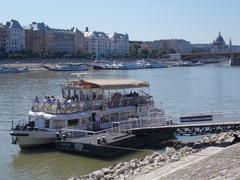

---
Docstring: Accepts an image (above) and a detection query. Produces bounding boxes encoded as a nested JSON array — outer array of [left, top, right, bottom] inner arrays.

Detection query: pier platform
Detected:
[[55, 129, 172, 157], [55, 113, 240, 157], [131, 121, 240, 136]]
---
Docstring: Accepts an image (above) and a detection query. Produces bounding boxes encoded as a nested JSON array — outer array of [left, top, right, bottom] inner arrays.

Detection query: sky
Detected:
[[1, 0, 240, 44]]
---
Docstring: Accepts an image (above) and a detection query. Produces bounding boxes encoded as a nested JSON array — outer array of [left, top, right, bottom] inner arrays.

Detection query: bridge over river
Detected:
[[181, 52, 240, 65]]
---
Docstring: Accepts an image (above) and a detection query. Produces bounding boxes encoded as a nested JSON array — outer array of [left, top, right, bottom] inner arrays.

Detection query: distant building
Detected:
[[72, 28, 85, 52], [211, 32, 228, 52], [134, 41, 153, 51], [108, 33, 129, 57], [5, 19, 26, 52], [84, 31, 109, 58], [140, 41, 153, 51], [169, 53, 181, 60], [232, 45, 240, 52], [0, 23, 6, 50], [52, 28, 75, 53], [25, 22, 55, 55], [152, 39, 191, 53], [191, 44, 211, 53], [1, 19, 130, 58]]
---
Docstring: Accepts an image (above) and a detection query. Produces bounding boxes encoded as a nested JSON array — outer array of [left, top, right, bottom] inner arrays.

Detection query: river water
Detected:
[[1, 62, 240, 180]]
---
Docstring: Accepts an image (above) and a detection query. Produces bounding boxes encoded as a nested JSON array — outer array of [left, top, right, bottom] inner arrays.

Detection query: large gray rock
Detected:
[[92, 170, 105, 180], [169, 154, 180, 162], [151, 152, 159, 159], [165, 147, 176, 157], [68, 177, 79, 180], [115, 168, 125, 175], [114, 162, 124, 170], [217, 133, 227, 142], [102, 167, 111, 175], [130, 162, 138, 169], [193, 142, 203, 149], [103, 174, 114, 180]]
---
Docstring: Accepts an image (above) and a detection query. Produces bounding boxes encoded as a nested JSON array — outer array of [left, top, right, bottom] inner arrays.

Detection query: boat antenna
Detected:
[[11, 111, 13, 130]]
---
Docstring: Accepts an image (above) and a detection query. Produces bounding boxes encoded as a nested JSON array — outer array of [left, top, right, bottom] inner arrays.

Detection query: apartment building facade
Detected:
[[108, 33, 129, 57], [5, 19, 26, 52], [0, 23, 6, 50], [152, 39, 191, 53]]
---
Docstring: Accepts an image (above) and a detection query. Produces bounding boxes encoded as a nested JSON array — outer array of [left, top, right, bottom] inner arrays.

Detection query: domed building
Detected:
[[211, 32, 228, 52], [213, 32, 225, 46]]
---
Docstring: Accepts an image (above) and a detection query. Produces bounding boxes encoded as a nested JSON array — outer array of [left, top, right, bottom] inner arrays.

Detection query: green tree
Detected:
[[169, 48, 176, 54], [129, 42, 141, 58], [140, 49, 150, 58], [0, 48, 7, 59]]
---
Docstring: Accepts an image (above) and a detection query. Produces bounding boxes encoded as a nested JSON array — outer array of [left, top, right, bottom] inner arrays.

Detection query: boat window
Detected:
[[128, 111, 135, 118], [68, 119, 79, 127], [81, 117, 90, 125], [44, 119, 50, 128], [110, 113, 118, 121], [67, 89, 71, 98], [52, 120, 65, 129], [81, 118, 86, 125], [28, 115, 36, 122], [118, 113, 127, 121], [139, 105, 148, 113], [62, 89, 69, 98], [123, 112, 129, 120], [101, 114, 109, 123]]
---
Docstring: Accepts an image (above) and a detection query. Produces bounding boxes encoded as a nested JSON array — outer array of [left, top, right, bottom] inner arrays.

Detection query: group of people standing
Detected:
[[32, 96, 78, 113]]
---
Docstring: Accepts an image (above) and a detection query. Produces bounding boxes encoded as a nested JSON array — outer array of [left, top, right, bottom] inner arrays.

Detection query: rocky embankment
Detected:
[[69, 131, 239, 180]]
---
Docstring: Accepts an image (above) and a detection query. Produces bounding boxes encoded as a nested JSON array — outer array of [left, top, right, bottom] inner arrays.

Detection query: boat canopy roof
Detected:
[[64, 79, 149, 90]]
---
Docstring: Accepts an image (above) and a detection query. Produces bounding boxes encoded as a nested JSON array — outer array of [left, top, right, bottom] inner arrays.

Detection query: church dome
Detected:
[[214, 32, 225, 45]]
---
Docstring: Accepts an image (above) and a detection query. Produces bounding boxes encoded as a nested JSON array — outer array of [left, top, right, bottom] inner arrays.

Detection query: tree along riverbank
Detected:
[[69, 131, 238, 180]]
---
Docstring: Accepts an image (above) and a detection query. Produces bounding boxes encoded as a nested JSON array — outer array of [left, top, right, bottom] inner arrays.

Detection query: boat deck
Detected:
[[63, 131, 133, 145]]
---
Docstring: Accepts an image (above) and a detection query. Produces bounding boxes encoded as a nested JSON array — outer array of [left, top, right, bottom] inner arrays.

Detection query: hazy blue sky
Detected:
[[1, 0, 239, 44]]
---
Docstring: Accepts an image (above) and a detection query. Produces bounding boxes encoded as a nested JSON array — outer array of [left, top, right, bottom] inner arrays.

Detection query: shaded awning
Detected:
[[65, 79, 149, 90]]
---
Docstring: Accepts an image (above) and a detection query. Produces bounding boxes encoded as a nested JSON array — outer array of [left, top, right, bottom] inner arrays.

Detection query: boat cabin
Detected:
[[30, 79, 153, 131]]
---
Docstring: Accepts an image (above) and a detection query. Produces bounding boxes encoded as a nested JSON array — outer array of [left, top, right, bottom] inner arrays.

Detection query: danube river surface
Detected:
[[1, 63, 240, 180]]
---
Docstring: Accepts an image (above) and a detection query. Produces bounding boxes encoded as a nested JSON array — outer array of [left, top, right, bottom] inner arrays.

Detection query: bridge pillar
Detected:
[[230, 54, 240, 66]]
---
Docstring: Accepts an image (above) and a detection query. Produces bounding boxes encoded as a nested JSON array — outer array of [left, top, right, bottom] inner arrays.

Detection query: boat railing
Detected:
[[11, 119, 28, 130], [108, 95, 151, 108], [31, 99, 107, 114], [59, 111, 168, 140], [31, 95, 151, 114]]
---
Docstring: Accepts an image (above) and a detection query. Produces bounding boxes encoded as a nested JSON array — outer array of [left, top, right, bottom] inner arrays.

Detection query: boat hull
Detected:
[[17, 136, 55, 149], [10, 130, 56, 149]]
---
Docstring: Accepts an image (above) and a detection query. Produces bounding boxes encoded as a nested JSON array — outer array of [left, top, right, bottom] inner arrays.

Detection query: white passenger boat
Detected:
[[123, 62, 144, 69], [0, 66, 29, 73], [10, 79, 162, 149], [49, 64, 89, 71], [145, 62, 168, 68]]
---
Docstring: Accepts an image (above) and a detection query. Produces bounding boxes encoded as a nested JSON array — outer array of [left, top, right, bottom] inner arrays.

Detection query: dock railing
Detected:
[[169, 109, 240, 124]]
